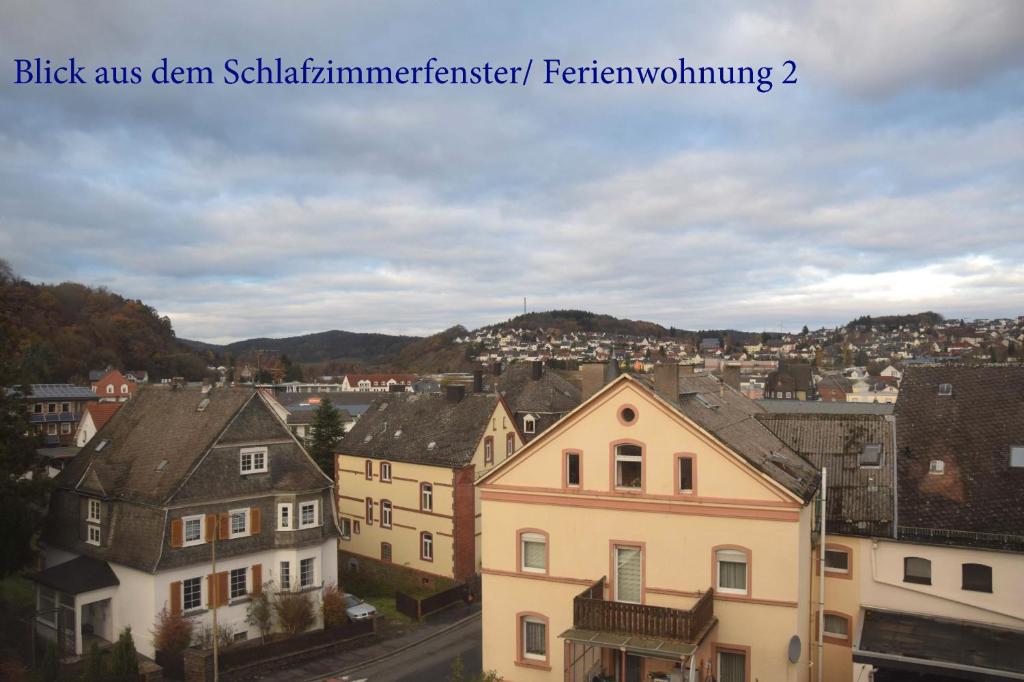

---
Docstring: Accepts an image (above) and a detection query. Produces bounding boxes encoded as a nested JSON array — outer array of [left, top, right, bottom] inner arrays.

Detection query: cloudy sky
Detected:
[[2, 1, 1022, 342]]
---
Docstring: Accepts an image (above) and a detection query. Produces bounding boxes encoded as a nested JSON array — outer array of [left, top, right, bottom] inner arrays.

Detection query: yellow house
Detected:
[[478, 365, 821, 682], [336, 384, 522, 581]]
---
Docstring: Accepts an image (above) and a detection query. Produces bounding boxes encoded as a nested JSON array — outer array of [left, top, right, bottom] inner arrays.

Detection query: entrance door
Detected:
[[625, 654, 643, 682]]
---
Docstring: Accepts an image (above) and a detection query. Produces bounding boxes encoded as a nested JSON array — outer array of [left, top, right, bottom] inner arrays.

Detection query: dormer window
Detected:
[[859, 443, 883, 467], [106, 385, 114, 394], [240, 447, 268, 474], [938, 383, 953, 396], [523, 415, 536, 434], [87, 499, 101, 523], [121, 384, 128, 394]]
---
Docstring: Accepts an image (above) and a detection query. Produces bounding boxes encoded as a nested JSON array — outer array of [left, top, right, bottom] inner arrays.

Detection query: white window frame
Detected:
[[380, 461, 392, 482], [229, 567, 248, 600], [47, 423, 57, 436], [229, 508, 249, 538], [239, 446, 268, 475], [277, 503, 292, 531], [280, 561, 291, 591], [339, 517, 351, 540], [523, 415, 536, 434], [182, 576, 203, 612], [121, 384, 129, 394], [87, 499, 101, 523], [183, 514, 205, 546], [520, 532, 547, 573], [716, 549, 749, 595], [824, 548, 849, 574], [420, 483, 433, 511], [106, 385, 114, 394], [299, 557, 315, 588], [298, 500, 319, 529], [614, 444, 643, 490], [521, 616, 546, 660], [87, 524, 101, 546], [381, 500, 392, 529], [421, 532, 433, 561], [824, 613, 849, 639], [61, 422, 71, 434]]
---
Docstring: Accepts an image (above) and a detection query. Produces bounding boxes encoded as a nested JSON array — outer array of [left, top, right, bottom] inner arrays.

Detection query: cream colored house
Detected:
[[478, 365, 822, 682], [336, 385, 522, 581]]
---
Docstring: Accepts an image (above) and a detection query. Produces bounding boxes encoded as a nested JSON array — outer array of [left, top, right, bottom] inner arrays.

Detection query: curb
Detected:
[[305, 609, 481, 681]]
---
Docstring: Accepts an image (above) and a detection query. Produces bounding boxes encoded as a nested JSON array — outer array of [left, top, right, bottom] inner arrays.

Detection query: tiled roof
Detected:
[[84, 401, 122, 432], [894, 365, 1024, 542], [757, 413, 894, 536], [339, 392, 499, 468]]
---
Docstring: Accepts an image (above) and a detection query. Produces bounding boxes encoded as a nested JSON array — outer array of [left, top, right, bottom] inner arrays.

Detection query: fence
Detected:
[[395, 582, 469, 621]]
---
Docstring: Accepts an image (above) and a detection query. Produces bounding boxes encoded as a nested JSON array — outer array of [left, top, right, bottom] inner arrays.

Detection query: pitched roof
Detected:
[[894, 365, 1024, 543], [31, 555, 119, 594], [339, 392, 500, 468], [494, 363, 581, 441], [84, 401, 123, 432], [757, 413, 895, 536]]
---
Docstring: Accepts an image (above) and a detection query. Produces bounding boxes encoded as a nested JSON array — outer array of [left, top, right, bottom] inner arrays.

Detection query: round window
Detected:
[[620, 406, 637, 423]]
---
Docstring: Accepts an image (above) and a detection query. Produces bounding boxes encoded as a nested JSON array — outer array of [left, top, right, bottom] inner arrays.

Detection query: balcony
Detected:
[[572, 578, 715, 642]]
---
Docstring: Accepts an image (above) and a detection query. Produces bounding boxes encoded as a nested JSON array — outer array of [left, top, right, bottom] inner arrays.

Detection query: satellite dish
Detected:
[[787, 634, 802, 663]]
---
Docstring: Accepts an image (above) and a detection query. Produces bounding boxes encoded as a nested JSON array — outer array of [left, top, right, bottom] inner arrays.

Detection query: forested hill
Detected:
[[0, 271, 208, 383], [183, 329, 420, 365], [485, 310, 671, 337], [845, 311, 944, 331]]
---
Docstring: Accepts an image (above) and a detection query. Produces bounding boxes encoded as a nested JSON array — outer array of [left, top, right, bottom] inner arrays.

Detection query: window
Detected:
[[521, 616, 547, 661], [34, 403, 42, 414], [61, 422, 71, 434], [420, 483, 433, 511], [506, 432, 515, 457], [381, 542, 392, 562], [824, 613, 850, 640], [121, 384, 128, 394], [183, 515, 204, 546], [904, 556, 931, 585], [229, 568, 247, 599], [421, 532, 433, 561], [239, 447, 268, 474], [277, 503, 292, 530], [678, 456, 694, 493], [484, 436, 494, 466], [61, 402, 69, 412], [929, 459, 945, 475], [618, 406, 637, 424], [859, 443, 883, 467], [962, 563, 992, 593], [300, 557, 315, 588], [183, 577, 202, 611], [566, 452, 581, 487], [614, 545, 642, 603], [229, 509, 248, 537], [37, 587, 56, 626], [280, 561, 291, 590], [87, 525, 101, 545], [339, 517, 351, 540], [381, 462, 392, 482], [46, 403, 56, 412], [106, 385, 114, 394], [365, 460, 373, 480], [354, 520, 360, 534], [365, 497, 374, 525], [87, 499, 101, 522], [299, 500, 319, 529], [47, 423, 57, 435], [381, 500, 392, 529], [1010, 446, 1024, 468], [523, 415, 536, 434], [938, 383, 953, 396], [716, 548, 749, 594], [520, 532, 547, 573], [824, 548, 849, 574], [718, 650, 746, 682], [614, 443, 643, 489]]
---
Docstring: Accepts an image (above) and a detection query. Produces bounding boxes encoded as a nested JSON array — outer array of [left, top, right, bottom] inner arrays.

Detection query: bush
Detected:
[[81, 641, 106, 682], [246, 583, 274, 641], [108, 627, 139, 680], [193, 623, 234, 651], [321, 582, 348, 629], [151, 607, 193, 656], [34, 642, 58, 682], [274, 591, 314, 636]]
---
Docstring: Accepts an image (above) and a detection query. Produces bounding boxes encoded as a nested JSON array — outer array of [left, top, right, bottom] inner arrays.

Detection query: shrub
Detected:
[[194, 623, 234, 650], [274, 591, 315, 636], [108, 627, 139, 680], [321, 582, 348, 629], [34, 642, 58, 682], [151, 607, 193, 655], [81, 641, 106, 682], [246, 582, 274, 641]]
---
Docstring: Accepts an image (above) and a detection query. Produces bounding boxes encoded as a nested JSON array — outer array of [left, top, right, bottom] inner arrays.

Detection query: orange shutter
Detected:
[[169, 581, 182, 615], [207, 573, 217, 607], [250, 508, 261, 535], [169, 519, 183, 548], [217, 571, 229, 606], [205, 514, 216, 542], [219, 513, 230, 540], [251, 564, 262, 594]]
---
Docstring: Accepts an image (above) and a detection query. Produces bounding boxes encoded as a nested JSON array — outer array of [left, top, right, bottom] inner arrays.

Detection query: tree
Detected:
[[308, 398, 344, 474], [246, 582, 274, 642], [321, 582, 348, 629], [151, 607, 193, 656], [82, 641, 107, 682], [280, 354, 303, 382], [108, 627, 139, 680], [801, 325, 810, 336]]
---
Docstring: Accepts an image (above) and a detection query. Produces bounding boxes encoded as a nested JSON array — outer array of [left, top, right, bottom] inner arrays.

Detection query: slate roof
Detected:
[[31, 556, 119, 595], [339, 392, 499, 468], [757, 399, 892, 415], [757, 413, 895, 536], [894, 365, 1024, 546], [494, 363, 581, 441]]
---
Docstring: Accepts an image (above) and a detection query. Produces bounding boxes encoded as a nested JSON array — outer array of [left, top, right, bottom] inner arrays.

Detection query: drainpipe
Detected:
[[817, 467, 827, 682], [889, 416, 898, 540]]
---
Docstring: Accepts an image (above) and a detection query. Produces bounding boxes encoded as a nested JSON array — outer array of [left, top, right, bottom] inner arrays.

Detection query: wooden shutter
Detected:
[[205, 514, 216, 542], [217, 571, 229, 606], [251, 564, 262, 594], [169, 581, 182, 615], [250, 508, 261, 535], [169, 519, 183, 548], [207, 573, 217, 607], [219, 512, 230, 540]]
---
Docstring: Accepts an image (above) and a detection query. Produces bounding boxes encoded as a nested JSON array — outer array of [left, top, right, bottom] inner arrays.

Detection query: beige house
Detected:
[[478, 365, 822, 682]]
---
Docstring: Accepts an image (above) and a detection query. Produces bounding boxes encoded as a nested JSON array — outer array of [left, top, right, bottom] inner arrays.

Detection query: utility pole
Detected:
[[523, 297, 527, 315], [817, 467, 827, 682]]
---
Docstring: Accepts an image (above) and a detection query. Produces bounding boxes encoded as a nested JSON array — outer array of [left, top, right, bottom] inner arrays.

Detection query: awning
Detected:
[[31, 556, 120, 595], [560, 628, 695, 661], [854, 608, 1024, 680]]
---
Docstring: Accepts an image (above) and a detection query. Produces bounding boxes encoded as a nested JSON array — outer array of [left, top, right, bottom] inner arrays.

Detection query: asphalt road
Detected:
[[326, 614, 481, 682]]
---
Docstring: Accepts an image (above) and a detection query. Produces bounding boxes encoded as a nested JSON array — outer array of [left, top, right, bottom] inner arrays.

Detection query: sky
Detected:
[[1, 1, 1022, 343]]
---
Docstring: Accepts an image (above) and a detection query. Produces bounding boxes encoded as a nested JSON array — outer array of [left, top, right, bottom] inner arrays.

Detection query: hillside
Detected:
[[0, 270, 208, 383], [387, 326, 477, 373], [184, 329, 419, 365], [485, 310, 670, 337], [846, 311, 944, 331]]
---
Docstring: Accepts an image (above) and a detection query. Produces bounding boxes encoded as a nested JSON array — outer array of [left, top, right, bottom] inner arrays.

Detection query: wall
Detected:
[[811, 535, 862, 682]]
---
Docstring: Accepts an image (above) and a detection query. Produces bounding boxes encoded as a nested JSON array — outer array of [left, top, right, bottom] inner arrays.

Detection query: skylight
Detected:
[[695, 394, 719, 410], [95, 439, 109, 452], [1010, 446, 1024, 469], [938, 383, 953, 396], [859, 443, 883, 467], [155, 459, 168, 472]]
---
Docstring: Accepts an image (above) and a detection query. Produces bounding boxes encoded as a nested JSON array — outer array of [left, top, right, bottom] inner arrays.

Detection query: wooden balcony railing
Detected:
[[572, 578, 714, 642]]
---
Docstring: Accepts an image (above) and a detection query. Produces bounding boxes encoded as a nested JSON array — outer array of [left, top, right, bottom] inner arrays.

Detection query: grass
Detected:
[[363, 595, 417, 627]]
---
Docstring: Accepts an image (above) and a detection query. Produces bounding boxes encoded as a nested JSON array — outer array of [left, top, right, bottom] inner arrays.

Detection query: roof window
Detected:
[[1010, 446, 1024, 469], [695, 394, 719, 410], [938, 383, 953, 396], [95, 439, 109, 452], [859, 443, 883, 467], [929, 459, 945, 475]]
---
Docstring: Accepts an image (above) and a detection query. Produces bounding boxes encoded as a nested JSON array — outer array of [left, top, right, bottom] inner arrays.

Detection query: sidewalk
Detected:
[[246, 601, 481, 681]]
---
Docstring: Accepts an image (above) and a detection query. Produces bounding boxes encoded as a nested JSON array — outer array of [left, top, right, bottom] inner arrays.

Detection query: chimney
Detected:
[[473, 369, 484, 393], [446, 384, 466, 403], [491, 361, 503, 376], [581, 360, 619, 401], [722, 363, 741, 391], [653, 363, 680, 399], [531, 360, 543, 381]]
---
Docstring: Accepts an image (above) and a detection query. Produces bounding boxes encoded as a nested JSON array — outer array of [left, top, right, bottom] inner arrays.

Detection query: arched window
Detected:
[[420, 483, 433, 511], [904, 557, 931, 585], [962, 563, 992, 593], [381, 500, 392, 529], [614, 443, 643, 489], [420, 532, 433, 561], [523, 415, 536, 434], [484, 436, 494, 466], [506, 432, 515, 457]]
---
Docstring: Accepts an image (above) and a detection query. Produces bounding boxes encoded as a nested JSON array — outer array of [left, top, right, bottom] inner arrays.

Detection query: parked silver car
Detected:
[[344, 593, 378, 621]]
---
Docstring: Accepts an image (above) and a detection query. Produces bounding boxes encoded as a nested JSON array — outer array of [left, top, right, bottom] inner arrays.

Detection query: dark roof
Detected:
[[37, 446, 80, 461], [286, 406, 352, 425], [23, 384, 99, 400], [494, 364, 581, 441], [757, 399, 892, 415], [31, 556, 119, 594], [757, 413, 895, 536], [894, 366, 1024, 543], [339, 392, 499, 468], [855, 608, 1024, 679], [644, 374, 820, 502]]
